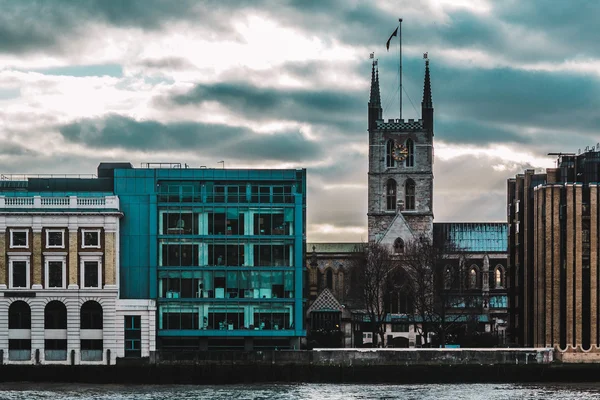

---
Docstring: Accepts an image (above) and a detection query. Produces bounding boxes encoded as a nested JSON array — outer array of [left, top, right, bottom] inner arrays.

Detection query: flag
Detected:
[[386, 27, 398, 51], [370, 52, 374, 59]]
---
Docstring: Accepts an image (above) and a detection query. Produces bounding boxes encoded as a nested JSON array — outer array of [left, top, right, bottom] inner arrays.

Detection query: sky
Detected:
[[0, 0, 599, 242]]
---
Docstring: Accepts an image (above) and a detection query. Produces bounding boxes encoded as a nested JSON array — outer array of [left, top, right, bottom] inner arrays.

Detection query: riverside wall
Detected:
[[3, 348, 600, 384]]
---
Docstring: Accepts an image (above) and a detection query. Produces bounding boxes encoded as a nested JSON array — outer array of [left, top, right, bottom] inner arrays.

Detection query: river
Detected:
[[0, 383, 600, 399]]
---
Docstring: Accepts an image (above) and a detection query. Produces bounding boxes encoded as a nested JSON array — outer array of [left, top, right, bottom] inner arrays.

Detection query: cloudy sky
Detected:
[[0, 0, 598, 242]]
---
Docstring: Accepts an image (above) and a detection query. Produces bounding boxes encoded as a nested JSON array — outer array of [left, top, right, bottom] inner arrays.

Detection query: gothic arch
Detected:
[[326, 268, 333, 290], [386, 179, 397, 210], [405, 138, 414, 167], [468, 265, 479, 289], [386, 139, 395, 168], [494, 265, 505, 288], [405, 179, 415, 210], [393, 238, 404, 254]]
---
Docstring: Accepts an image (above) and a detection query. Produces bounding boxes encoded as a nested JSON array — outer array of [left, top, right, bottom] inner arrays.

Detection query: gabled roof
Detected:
[[307, 288, 343, 314]]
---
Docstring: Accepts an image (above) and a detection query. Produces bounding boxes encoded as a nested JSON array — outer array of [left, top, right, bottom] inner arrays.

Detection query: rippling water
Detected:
[[0, 383, 600, 400]]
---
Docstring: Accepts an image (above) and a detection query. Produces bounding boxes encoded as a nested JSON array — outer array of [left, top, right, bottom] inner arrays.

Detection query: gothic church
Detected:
[[306, 57, 509, 348]]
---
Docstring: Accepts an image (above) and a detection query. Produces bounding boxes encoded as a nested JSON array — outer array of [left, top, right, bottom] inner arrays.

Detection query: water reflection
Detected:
[[0, 383, 600, 400]]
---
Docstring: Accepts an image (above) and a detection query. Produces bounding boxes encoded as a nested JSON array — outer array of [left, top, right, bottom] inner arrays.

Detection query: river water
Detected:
[[0, 383, 599, 399]]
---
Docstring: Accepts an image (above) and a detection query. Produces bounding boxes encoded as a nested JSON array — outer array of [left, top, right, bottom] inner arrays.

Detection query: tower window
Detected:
[[405, 139, 414, 167], [405, 179, 415, 210], [386, 179, 397, 210], [386, 140, 395, 168]]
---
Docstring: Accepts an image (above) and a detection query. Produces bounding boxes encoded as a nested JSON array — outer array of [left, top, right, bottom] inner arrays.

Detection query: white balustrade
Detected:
[[0, 195, 119, 209]]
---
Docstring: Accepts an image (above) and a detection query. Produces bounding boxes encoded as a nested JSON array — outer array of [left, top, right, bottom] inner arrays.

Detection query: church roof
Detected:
[[307, 288, 343, 314], [433, 222, 508, 253], [376, 118, 423, 131]]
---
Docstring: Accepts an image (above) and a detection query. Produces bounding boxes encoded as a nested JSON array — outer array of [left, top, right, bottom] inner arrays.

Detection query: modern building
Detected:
[[0, 175, 125, 364], [508, 150, 600, 353], [109, 163, 307, 351]]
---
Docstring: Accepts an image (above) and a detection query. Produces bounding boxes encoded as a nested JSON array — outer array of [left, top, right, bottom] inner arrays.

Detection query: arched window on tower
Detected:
[[386, 179, 397, 210], [386, 140, 395, 168], [393, 238, 404, 254], [326, 269, 333, 290], [405, 138, 414, 167], [405, 179, 415, 210]]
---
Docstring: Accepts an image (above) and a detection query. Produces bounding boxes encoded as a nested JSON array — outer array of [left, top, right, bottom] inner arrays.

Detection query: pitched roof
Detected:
[[307, 288, 343, 314]]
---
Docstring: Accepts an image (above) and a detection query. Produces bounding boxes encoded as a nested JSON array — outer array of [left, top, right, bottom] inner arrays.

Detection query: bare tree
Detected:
[[400, 237, 474, 347], [349, 242, 400, 347]]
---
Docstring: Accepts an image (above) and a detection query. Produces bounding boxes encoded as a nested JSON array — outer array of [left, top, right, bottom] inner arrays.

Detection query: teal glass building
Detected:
[[111, 163, 306, 350]]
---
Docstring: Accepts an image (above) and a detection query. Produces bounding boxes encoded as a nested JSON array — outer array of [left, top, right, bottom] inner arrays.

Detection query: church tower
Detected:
[[367, 59, 434, 247]]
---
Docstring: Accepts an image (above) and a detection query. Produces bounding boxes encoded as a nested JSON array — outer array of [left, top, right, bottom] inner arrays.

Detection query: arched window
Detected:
[[45, 301, 67, 329], [405, 138, 414, 167], [495, 266, 504, 288], [386, 140, 395, 168], [444, 265, 452, 289], [469, 267, 478, 289], [393, 238, 404, 254], [405, 179, 415, 210], [81, 301, 103, 329], [386, 179, 397, 210], [326, 269, 333, 290], [9, 301, 31, 329]]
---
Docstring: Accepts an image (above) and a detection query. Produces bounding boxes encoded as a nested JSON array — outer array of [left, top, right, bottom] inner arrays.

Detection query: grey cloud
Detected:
[[58, 114, 323, 162], [166, 81, 364, 134]]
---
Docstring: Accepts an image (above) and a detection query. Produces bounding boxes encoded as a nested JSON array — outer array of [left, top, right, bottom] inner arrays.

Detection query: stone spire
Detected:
[[369, 61, 381, 106], [421, 59, 434, 135], [368, 60, 382, 132], [422, 59, 432, 109]]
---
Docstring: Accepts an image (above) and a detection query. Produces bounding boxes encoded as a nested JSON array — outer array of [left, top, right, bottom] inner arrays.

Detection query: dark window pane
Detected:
[[12, 231, 27, 247], [12, 261, 27, 288], [84, 231, 99, 247], [48, 261, 63, 288], [84, 261, 99, 287], [48, 231, 63, 247]]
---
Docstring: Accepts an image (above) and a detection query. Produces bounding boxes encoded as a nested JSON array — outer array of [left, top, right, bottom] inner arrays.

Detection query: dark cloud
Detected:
[[58, 114, 322, 162], [165, 81, 364, 134]]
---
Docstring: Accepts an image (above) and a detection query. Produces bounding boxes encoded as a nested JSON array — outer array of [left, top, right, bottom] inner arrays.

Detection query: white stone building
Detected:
[[0, 193, 154, 364]]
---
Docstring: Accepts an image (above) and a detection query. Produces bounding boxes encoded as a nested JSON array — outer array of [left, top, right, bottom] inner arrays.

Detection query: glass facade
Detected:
[[115, 168, 306, 349]]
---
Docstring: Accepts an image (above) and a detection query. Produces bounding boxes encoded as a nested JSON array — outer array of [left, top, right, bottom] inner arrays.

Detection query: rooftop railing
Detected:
[[0, 195, 119, 209]]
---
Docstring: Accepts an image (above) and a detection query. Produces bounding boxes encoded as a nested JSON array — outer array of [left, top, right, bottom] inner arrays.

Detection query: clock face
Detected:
[[392, 143, 409, 162]]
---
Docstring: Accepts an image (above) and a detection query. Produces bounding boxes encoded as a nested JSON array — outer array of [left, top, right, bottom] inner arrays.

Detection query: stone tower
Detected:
[[367, 59, 434, 247]]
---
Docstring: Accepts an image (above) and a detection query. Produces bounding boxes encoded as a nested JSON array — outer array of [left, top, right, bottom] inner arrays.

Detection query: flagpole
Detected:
[[399, 18, 402, 120]]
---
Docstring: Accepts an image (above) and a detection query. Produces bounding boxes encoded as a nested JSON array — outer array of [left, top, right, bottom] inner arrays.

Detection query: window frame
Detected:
[[405, 179, 416, 210], [46, 229, 65, 249], [44, 256, 66, 289], [10, 229, 29, 249], [405, 138, 414, 167], [386, 179, 397, 211], [9, 256, 30, 289], [81, 229, 101, 249], [80, 256, 102, 289]]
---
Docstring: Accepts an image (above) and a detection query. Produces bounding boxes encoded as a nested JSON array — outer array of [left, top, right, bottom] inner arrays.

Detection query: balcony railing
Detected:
[[45, 350, 67, 361], [80, 350, 103, 361], [0, 196, 119, 210], [8, 350, 31, 361]]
